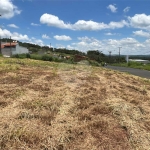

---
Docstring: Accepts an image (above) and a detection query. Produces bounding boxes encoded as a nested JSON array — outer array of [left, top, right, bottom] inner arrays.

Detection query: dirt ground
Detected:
[[0, 58, 150, 150]]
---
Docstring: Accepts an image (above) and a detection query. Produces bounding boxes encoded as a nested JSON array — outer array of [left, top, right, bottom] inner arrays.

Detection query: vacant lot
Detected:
[[0, 58, 150, 150]]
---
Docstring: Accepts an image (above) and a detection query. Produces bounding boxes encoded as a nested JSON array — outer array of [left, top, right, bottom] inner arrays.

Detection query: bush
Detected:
[[42, 55, 53, 61], [30, 54, 42, 60], [89, 60, 100, 66], [12, 54, 27, 59], [26, 53, 30, 58], [53, 57, 62, 62], [128, 61, 142, 67]]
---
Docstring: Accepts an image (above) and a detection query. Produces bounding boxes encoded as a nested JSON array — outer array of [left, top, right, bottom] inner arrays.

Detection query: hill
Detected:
[[1, 38, 125, 63], [0, 57, 150, 150]]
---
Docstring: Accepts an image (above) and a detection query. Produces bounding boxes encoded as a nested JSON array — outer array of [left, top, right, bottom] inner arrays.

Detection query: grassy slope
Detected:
[[0, 57, 150, 150]]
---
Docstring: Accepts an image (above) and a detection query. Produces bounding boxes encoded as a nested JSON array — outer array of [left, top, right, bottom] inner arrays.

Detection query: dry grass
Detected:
[[0, 57, 150, 149]]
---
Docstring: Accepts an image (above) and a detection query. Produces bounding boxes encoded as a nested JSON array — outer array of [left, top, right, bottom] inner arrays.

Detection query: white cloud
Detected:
[[7, 24, 19, 28], [66, 45, 74, 50], [119, 38, 139, 45], [107, 4, 117, 13], [40, 13, 128, 31], [105, 33, 114, 36], [27, 38, 44, 46], [77, 37, 100, 44], [0, 28, 29, 41], [54, 35, 72, 41], [40, 14, 71, 29], [123, 7, 130, 13], [72, 20, 107, 30], [47, 44, 53, 48], [33, 39, 44, 46], [72, 20, 128, 30], [1, 26, 149, 55], [25, 39, 44, 46], [108, 20, 128, 29], [0, 28, 11, 37], [72, 37, 103, 52], [56, 45, 66, 49], [42, 34, 50, 39], [11, 32, 29, 41], [133, 30, 150, 38], [31, 23, 40, 26], [0, 28, 45, 46], [128, 14, 150, 30], [145, 39, 150, 43], [0, 0, 21, 19], [78, 36, 93, 42], [105, 32, 120, 36], [70, 36, 147, 55]]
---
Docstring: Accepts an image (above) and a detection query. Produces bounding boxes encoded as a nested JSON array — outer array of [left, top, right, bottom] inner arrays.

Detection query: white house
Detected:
[[129, 59, 150, 64], [0, 42, 29, 57]]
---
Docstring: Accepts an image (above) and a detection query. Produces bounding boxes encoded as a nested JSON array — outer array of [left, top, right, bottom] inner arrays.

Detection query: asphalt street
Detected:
[[105, 65, 150, 79]]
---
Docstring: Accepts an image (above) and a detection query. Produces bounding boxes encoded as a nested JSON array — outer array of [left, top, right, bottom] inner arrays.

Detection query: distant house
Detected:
[[0, 42, 29, 57], [129, 59, 150, 64]]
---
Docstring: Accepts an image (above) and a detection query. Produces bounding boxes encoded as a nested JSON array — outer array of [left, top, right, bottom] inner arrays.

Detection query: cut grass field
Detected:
[[0, 57, 150, 150]]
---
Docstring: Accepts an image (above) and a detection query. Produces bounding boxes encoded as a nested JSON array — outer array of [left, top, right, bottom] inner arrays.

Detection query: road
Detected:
[[105, 65, 150, 79]]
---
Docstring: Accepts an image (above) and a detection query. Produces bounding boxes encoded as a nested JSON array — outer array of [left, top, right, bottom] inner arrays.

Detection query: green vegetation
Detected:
[[129, 55, 150, 61], [1, 38, 126, 66], [11, 52, 101, 66], [112, 61, 150, 71]]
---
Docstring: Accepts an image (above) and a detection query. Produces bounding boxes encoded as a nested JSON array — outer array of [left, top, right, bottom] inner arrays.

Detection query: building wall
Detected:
[[1, 44, 29, 57], [1, 48, 12, 57], [129, 59, 150, 64], [12, 45, 29, 55]]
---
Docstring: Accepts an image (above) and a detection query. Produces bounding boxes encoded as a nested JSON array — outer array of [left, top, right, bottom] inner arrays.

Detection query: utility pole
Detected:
[[0, 36, 1, 54], [108, 51, 111, 64], [118, 47, 122, 63], [0, 15, 1, 54], [10, 36, 12, 56]]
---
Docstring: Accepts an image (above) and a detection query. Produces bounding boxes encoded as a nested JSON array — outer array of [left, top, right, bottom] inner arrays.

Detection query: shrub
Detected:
[[12, 54, 19, 58], [30, 54, 42, 60], [101, 62, 105, 66], [53, 57, 63, 62], [89, 60, 100, 66], [26, 53, 30, 58], [12, 54, 27, 59], [65, 59, 75, 64], [128, 61, 142, 67], [42, 55, 53, 61]]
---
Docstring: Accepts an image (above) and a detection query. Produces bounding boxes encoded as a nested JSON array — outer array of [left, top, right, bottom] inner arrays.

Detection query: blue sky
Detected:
[[1, 0, 150, 55]]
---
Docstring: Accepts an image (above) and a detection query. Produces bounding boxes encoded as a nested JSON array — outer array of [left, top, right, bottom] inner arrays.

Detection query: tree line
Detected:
[[1, 38, 126, 63]]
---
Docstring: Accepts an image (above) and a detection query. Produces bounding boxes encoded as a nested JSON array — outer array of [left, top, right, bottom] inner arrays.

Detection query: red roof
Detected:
[[0, 43, 18, 49], [1, 45, 4, 49]]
